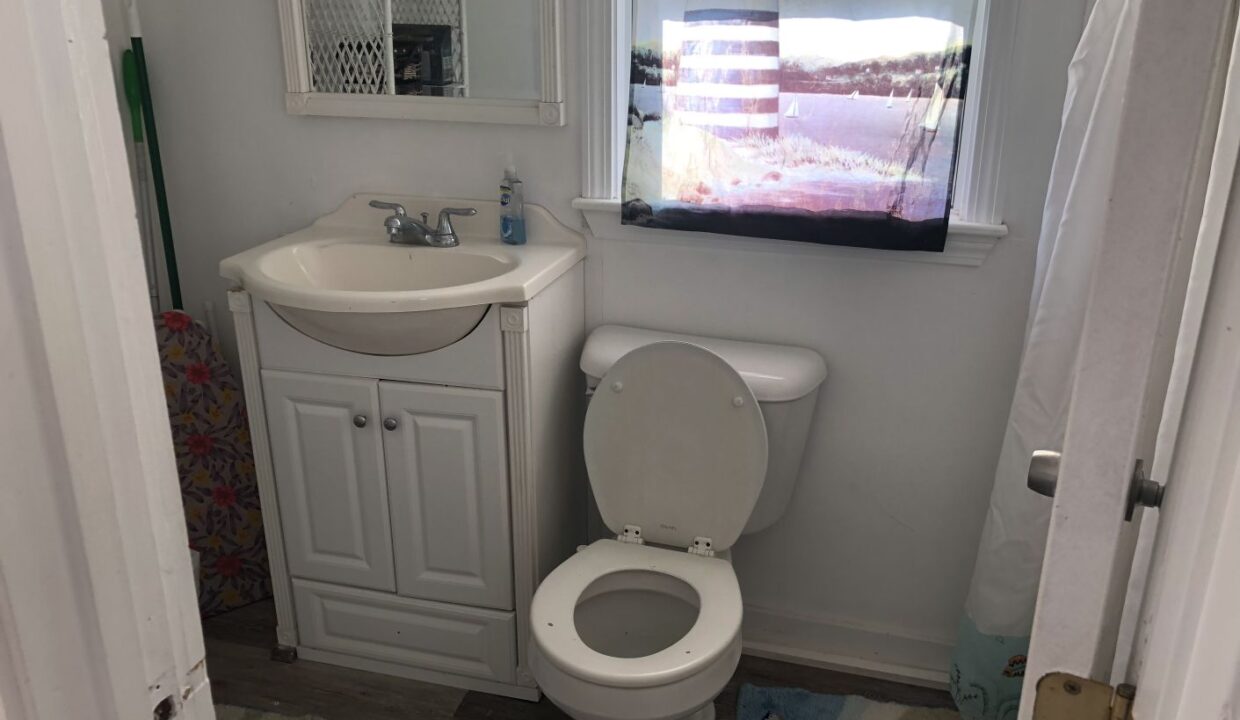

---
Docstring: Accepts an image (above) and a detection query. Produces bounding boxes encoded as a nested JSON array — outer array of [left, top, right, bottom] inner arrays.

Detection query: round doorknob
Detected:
[[352, 415, 367, 428], [383, 417, 399, 431], [1027, 449, 1061, 498]]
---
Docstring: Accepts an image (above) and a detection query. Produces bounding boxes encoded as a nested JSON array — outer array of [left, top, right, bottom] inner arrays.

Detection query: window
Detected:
[[578, 0, 1011, 260]]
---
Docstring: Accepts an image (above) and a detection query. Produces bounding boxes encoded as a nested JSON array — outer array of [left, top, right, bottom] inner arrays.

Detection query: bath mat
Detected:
[[214, 706, 325, 720], [738, 684, 959, 720]]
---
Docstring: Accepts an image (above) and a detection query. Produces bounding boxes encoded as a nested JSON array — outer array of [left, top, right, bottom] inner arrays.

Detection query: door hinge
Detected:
[[1033, 673, 1135, 720]]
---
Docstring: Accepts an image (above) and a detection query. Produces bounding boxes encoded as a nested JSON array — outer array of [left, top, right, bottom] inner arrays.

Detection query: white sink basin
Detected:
[[259, 241, 516, 293], [221, 194, 585, 355]]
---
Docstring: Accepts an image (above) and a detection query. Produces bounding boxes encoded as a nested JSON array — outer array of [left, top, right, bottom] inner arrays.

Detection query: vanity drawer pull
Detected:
[[383, 417, 399, 431], [353, 415, 368, 428]]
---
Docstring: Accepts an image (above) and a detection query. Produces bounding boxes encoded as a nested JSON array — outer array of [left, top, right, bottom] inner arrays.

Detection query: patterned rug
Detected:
[[738, 684, 960, 720], [214, 706, 325, 720]]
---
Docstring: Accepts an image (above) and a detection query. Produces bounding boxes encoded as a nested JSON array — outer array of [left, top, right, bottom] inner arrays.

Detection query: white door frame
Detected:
[[1020, 0, 1234, 716], [0, 0, 211, 717], [1118, 20, 1240, 716]]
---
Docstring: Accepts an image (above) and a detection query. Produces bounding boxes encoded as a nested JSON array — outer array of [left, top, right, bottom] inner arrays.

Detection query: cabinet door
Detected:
[[262, 370, 395, 591], [379, 381, 512, 609]]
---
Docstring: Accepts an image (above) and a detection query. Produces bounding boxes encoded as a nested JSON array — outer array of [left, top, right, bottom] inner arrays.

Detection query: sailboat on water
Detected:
[[886, 90, 894, 108], [784, 97, 800, 118], [848, 90, 859, 100]]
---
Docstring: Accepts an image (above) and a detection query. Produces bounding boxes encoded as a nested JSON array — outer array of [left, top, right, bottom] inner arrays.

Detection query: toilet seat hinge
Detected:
[[618, 525, 645, 545], [688, 537, 716, 557]]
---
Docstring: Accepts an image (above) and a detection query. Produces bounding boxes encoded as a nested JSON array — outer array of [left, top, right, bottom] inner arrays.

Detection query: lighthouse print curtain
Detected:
[[623, 0, 975, 251]]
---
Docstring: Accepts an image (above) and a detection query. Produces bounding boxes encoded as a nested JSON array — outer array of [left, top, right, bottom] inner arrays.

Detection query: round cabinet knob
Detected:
[[352, 415, 368, 428], [383, 417, 399, 431]]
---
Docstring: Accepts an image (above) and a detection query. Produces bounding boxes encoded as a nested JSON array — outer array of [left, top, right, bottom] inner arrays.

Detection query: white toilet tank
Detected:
[[580, 325, 826, 534]]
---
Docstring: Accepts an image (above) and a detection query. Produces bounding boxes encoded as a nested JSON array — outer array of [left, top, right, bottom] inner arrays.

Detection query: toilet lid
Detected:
[[583, 342, 768, 553]]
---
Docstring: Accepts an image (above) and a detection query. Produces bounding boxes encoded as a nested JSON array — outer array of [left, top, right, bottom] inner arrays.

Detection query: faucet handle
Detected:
[[368, 200, 407, 216], [438, 207, 478, 220], [436, 207, 477, 234]]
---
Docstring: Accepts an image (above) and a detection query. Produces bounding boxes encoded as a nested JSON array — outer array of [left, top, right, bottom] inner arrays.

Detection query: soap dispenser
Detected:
[[500, 166, 527, 245]]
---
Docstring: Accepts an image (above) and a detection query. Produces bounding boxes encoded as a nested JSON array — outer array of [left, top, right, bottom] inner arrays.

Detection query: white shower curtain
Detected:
[[950, 1, 1140, 717]]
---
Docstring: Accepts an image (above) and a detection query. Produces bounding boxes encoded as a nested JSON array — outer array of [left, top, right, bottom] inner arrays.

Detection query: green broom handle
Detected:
[[129, 36, 183, 310]]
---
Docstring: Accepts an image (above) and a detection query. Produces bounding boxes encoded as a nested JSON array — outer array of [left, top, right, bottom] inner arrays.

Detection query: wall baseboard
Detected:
[[742, 604, 954, 690]]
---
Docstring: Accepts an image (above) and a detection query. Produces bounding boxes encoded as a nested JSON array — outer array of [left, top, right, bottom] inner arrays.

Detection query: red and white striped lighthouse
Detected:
[[675, 0, 780, 138]]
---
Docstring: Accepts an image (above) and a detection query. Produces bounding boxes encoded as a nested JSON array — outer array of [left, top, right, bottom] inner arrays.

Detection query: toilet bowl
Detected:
[[529, 540, 742, 720], [530, 336, 824, 720]]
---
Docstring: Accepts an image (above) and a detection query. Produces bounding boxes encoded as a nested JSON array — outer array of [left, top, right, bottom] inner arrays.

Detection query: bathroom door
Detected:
[[1020, 2, 1240, 717]]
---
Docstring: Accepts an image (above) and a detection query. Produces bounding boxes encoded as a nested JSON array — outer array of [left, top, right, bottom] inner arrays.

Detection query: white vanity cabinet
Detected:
[[222, 195, 587, 700], [263, 370, 519, 684], [227, 260, 587, 701]]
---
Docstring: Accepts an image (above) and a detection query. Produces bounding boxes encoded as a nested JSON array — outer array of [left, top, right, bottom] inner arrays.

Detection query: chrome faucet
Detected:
[[368, 200, 477, 248]]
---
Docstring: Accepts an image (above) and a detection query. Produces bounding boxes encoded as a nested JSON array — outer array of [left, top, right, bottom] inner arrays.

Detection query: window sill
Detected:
[[573, 197, 1008, 268]]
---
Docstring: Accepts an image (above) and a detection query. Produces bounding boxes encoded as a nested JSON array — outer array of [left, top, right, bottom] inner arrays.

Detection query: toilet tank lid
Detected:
[[581, 325, 827, 402]]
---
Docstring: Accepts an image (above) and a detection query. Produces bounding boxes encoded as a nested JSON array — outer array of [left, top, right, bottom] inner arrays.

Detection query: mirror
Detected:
[[278, 0, 565, 125]]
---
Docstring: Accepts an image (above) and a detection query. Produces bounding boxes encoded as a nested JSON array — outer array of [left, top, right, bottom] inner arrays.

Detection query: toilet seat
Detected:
[[530, 540, 742, 689], [583, 342, 768, 553]]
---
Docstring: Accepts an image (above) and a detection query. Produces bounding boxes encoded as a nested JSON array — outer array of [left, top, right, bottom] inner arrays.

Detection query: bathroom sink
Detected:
[[259, 241, 516, 293], [220, 194, 585, 355]]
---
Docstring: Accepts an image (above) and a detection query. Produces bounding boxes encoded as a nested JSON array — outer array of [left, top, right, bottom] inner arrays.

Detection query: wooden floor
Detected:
[[204, 601, 954, 720]]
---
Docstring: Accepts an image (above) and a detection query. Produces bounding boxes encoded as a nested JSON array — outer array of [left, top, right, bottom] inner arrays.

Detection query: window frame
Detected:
[[576, 0, 1013, 264]]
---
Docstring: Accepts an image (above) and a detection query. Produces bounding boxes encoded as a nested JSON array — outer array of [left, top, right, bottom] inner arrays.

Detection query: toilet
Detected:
[[529, 326, 826, 720]]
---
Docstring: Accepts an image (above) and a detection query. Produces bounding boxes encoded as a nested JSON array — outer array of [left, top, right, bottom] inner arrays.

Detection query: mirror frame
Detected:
[[276, 0, 565, 126]]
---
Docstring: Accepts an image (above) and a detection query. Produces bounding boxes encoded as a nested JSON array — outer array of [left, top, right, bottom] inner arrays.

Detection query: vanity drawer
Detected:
[[255, 300, 505, 390], [292, 579, 516, 683]]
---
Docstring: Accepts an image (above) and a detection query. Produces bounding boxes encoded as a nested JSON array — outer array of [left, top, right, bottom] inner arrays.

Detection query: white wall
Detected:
[[135, 0, 1086, 679]]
